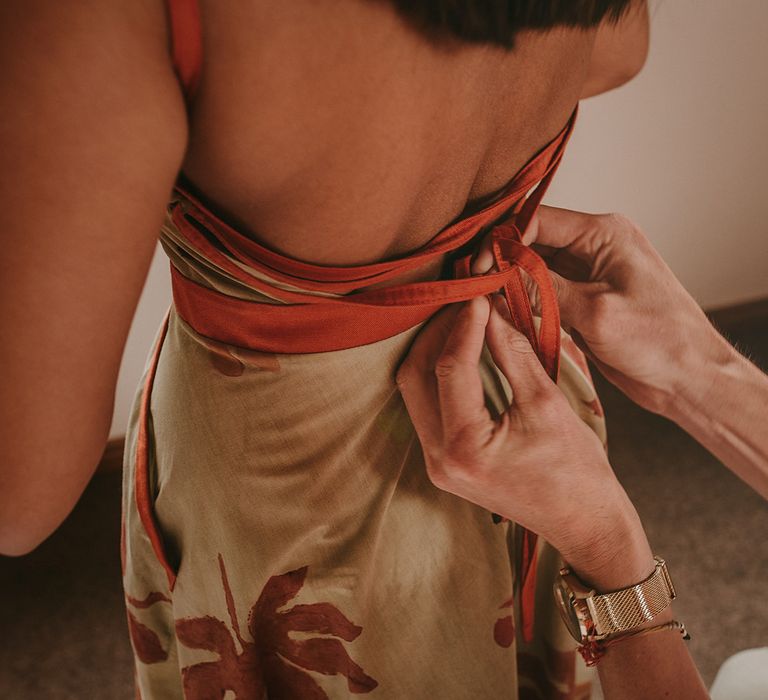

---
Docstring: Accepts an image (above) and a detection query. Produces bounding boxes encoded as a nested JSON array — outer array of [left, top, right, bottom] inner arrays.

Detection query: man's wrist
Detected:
[[568, 532, 655, 594], [559, 490, 655, 592]]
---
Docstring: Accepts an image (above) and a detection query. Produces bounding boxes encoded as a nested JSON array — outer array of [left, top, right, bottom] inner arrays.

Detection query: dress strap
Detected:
[[165, 0, 202, 101]]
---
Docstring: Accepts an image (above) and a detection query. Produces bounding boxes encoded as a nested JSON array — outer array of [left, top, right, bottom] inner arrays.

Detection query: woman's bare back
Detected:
[[182, 0, 594, 266], [0, 0, 646, 554]]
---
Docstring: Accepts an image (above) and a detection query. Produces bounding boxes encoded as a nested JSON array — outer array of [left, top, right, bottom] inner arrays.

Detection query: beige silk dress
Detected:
[[121, 8, 605, 693], [120, 178, 607, 700]]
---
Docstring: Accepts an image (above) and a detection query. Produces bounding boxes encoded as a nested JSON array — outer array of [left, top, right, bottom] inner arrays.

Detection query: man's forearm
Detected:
[[591, 606, 707, 700], [666, 332, 768, 499], [566, 501, 708, 700]]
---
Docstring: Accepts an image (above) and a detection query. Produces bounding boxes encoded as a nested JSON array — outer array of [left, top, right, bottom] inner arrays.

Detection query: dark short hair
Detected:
[[385, 0, 636, 49]]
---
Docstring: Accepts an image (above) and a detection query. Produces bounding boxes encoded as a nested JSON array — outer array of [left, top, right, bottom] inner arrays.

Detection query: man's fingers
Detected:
[[523, 205, 599, 248], [485, 295, 554, 405], [521, 268, 593, 334], [470, 230, 496, 275], [532, 245, 593, 283], [434, 296, 492, 439], [396, 303, 464, 448]]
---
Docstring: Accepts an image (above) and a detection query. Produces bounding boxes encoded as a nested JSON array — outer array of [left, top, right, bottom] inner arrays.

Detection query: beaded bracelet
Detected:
[[578, 620, 690, 667]]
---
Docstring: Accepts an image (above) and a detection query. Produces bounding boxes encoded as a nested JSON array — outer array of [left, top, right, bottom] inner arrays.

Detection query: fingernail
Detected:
[[458, 297, 489, 328], [466, 295, 489, 318], [470, 248, 494, 275]]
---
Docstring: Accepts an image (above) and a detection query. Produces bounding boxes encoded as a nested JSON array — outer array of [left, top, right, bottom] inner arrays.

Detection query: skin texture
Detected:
[[182, 1, 591, 266], [396, 296, 636, 563], [400, 202, 768, 696], [526, 206, 768, 499], [396, 297, 710, 700], [580, 0, 650, 98], [0, 0, 647, 555], [0, 0, 187, 556], [2, 2, 720, 696]]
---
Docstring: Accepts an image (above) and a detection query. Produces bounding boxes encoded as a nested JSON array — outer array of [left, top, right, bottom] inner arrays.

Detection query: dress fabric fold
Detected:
[[121, 108, 608, 699]]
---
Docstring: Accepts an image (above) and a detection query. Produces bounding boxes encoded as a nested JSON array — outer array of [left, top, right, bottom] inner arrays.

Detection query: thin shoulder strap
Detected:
[[166, 0, 203, 102]]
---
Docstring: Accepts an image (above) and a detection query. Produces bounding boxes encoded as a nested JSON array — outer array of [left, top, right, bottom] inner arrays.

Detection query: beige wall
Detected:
[[109, 0, 768, 438], [546, 0, 768, 308], [110, 246, 172, 439]]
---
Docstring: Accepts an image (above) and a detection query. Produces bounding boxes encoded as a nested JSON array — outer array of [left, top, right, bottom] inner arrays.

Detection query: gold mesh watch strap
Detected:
[[587, 557, 676, 635]]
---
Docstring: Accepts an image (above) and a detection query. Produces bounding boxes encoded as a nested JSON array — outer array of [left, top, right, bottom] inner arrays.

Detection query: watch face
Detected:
[[553, 579, 582, 641]]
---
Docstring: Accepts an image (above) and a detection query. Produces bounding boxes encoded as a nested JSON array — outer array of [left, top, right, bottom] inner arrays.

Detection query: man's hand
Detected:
[[514, 205, 768, 499], [523, 206, 727, 417], [396, 295, 648, 577]]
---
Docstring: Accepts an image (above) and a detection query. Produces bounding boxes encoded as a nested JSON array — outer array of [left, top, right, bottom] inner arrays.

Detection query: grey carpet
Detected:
[[594, 318, 768, 688], [1, 322, 766, 698]]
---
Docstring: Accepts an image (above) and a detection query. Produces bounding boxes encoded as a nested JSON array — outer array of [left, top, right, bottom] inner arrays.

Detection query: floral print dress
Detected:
[[121, 171, 606, 700]]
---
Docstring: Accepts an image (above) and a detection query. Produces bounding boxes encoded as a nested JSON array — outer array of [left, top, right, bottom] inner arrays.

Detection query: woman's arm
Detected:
[[396, 297, 708, 699], [0, 0, 187, 555], [526, 206, 768, 499], [581, 0, 650, 98]]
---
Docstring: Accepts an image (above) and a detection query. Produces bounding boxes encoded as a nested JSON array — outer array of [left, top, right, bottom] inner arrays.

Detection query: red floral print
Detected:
[[127, 592, 173, 608], [124, 591, 173, 665], [175, 555, 377, 698], [493, 595, 516, 648], [197, 335, 281, 377], [127, 610, 170, 665], [124, 556, 377, 698]]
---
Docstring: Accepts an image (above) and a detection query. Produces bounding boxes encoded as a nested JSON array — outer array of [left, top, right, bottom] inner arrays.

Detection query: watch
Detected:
[[553, 556, 677, 642]]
